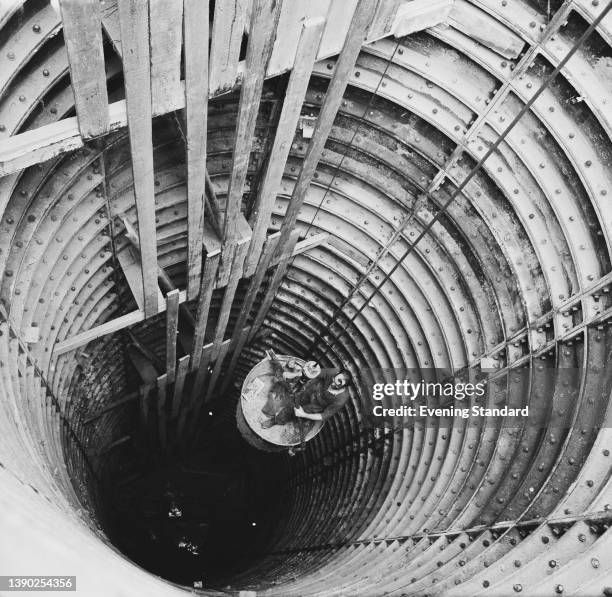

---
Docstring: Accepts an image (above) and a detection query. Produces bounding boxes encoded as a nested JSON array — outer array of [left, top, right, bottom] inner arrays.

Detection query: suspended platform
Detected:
[[237, 355, 324, 452]]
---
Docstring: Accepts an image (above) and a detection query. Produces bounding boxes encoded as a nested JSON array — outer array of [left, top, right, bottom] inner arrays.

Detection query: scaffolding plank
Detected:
[[190, 249, 221, 371], [220, 0, 283, 281], [209, 0, 246, 95], [245, 17, 325, 276], [150, 0, 183, 114], [59, 0, 109, 138], [184, 0, 210, 299], [274, 0, 376, 258], [165, 289, 180, 382], [118, 0, 158, 317]]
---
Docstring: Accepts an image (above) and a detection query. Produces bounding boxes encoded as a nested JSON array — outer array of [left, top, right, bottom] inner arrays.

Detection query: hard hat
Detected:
[[303, 361, 321, 379], [332, 372, 349, 388], [283, 359, 303, 379]]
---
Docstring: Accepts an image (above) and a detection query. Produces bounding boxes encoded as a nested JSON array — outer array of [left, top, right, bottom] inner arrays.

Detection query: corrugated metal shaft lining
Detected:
[[1, 0, 612, 595]]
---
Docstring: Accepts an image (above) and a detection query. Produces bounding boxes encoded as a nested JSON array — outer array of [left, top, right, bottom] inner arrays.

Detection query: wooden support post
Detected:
[[189, 343, 213, 409], [220, 0, 283, 284], [273, 0, 376, 260], [245, 18, 325, 276], [150, 0, 183, 114], [117, 245, 165, 310], [211, 238, 250, 360], [171, 355, 190, 419], [165, 289, 180, 383], [184, 0, 210, 299], [59, 0, 109, 138], [157, 374, 168, 450], [204, 342, 231, 403], [209, 0, 246, 96], [118, 0, 159, 317], [190, 249, 221, 371], [249, 229, 300, 340], [221, 234, 280, 391]]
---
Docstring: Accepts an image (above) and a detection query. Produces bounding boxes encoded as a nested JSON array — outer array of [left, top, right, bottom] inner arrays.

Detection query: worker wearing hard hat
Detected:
[[294, 371, 350, 422]]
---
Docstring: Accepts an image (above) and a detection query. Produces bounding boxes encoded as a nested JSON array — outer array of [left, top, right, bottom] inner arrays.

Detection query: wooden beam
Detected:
[[245, 17, 325, 276], [0, 1, 447, 181], [117, 245, 164, 311], [220, 0, 283, 281], [204, 341, 231, 402], [52, 230, 327, 356], [118, 0, 159, 317], [184, 0, 210, 299], [209, 0, 246, 96], [165, 289, 180, 382], [150, 0, 183, 114], [211, 236, 250, 360], [101, 0, 122, 56], [59, 0, 109, 138], [221, 233, 280, 391], [171, 354, 190, 418], [53, 290, 188, 355], [126, 345, 158, 384], [273, 0, 376, 259], [157, 373, 168, 449], [190, 249, 221, 371], [249, 229, 300, 339]]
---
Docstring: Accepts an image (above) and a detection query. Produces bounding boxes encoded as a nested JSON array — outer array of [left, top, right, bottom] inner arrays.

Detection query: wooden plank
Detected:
[[211, 237, 250, 360], [171, 355, 190, 418], [0, 1, 451, 180], [220, 0, 283, 280], [249, 229, 300, 339], [273, 0, 377, 259], [245, 17, 325, 276], [190, 249, 221, 371], [184, 0, 210, 299], [209, 0, 246, 95], [126, 345, 158, 384], [59, 0, 109, 138], [53, 290, 188, 355], [118, 0, 159, 317], [149, 0, 183, 114], [52, 229, 323, 357], [189, 342, 214, 408], [157, 373, 168, 449], [165, 289, 180, 382], [222, 234, 280, 391], [204, 341, 231, 402], [101, 0, 122, 57], [117, 245, 164, 310]]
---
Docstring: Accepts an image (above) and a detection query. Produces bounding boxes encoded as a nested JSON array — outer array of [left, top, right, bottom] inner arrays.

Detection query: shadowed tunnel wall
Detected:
[[1, 0, 612, 596]]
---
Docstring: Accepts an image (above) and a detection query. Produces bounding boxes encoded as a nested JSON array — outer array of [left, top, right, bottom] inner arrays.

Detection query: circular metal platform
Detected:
[[237, 355, 324, 450]]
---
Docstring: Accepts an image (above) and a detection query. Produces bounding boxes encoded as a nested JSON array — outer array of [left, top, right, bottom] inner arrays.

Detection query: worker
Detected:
[[294, 371, 350, 422], [261, 356, 304, 428]]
